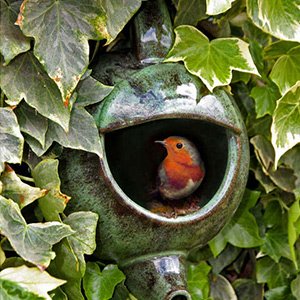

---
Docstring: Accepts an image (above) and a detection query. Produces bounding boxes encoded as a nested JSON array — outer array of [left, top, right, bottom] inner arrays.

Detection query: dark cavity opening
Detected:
[[105, 119, 228, 211], [171, 296, 189, 300]]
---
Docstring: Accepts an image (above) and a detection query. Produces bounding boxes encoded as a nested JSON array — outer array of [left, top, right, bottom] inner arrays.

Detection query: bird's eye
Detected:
[[176, 142, 183, 149]]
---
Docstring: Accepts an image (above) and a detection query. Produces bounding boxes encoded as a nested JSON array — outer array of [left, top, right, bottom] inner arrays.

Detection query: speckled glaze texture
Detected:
[[58, 1, 250, 299]]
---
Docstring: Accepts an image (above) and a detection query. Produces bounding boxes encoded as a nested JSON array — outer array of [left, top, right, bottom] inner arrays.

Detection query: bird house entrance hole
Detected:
[[104, 118, 229, 212]]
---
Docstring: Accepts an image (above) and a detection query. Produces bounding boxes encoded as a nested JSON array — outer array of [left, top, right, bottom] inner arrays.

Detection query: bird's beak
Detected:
[[155, 140, 167, 147]]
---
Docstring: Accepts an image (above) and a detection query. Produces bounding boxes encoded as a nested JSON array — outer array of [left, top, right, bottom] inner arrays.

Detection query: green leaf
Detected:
[[174, 0, 207, 27], [242, 20, 272, 48], [49, 287, 68, 300], [165, 25, 259, 91], [288, 199, 300, 269], [0, 265, 66, 300], [0, 107, 24, 173], [263, 41, 300, 60], [26, 76, 111, 157], [250, 135, 296, 193], [32, 159, 70, 222], [14, 101, 48, 148], [209, 189, 264, 256], [28, 106, 103, 157], [18, 0, 108, 106], [83, 262, 125, 300], [256, 257, 296, 289], [271, 81, 300, 168], [0, 52, 70, 132], [246, 109, 272, 140], [261, 226, 292, 263], [0, 196, 73, 269], [206, 0, 235, 15], [291, 274, 300, 299], [249, 158, 276, 194], [232, 279, 263, 300], [208, 244, 241, 275], [101, 0, 142, 45], [0, 245, 5, 267], [247, 0, 300, 42], [187, 262, 211, 300], [48, 211, 98, 300], [269, 46, 300, 96], [75, 76, 113, 107], [1, 164, 48, 209], [265, 286, 295, 300], [250, 83, 280, 118], [281, 146, 300, 200], [210, 274, 237, 300], [0, 278, 43, 300], [0, 0, 31, 65], [63, 212, 99, 256]]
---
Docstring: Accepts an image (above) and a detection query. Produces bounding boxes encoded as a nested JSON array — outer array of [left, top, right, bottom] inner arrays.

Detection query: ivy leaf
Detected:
[[263, 41, 300, 60], [49, 287, 68, 300], [206, 0, 235, 15], [0, 196, 73, 269], [250, 135, 296, 193], [0, 107, 24, 173], [256, 257, 296, 289], [210, 274, 237, 300], [101, 0, 142, 45], [232, 279, 263, 300], [250, 82, 280, 118], [165, 25, 259, 91], [265, 286, 295, 300], [26, 76, 111, 157], [271, 81, 300, 168], [281, 146, 300, 200], [288, 199, 300, 269], [0, 0, 31, 65], [17, 0, 108, 106], [187, 262, 211, 299], [1, 164, 48, 209], [83, 262, 125, 300], [0, 52, 70, 132], [48, 211, 98, 300], [247, 0, 300, 43], [174, 0, 207, 27], [0, 245, 5, 267], [75, 76, 113, 107], [269, 45, 300, 96], [261, 226, 292, 263], [0, 278, 43, 300], [249, 157, 276, 194], [291, 274, 300, 299], [208, 244, 241, 275], [14, 101, 48, 148], [63, 212, 99, 257], [209, 189, 264, 256], [32, 159, 70, 222], [0, 265, 66, 300]]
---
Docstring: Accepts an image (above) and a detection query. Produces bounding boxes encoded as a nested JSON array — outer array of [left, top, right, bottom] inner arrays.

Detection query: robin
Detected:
[[155, 136, 205, 201]]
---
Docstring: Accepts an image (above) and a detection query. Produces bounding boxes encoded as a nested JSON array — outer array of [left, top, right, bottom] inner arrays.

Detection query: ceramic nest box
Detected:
[[59, 1, 249, 299]]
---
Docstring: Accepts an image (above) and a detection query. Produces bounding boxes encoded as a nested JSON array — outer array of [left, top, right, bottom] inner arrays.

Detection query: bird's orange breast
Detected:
[[163, 158, 204, 190]]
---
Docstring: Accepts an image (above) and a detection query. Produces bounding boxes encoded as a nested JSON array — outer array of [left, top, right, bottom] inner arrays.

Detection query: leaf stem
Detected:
[[0, 237, 7, 247], [90, 41, 100, 64], [17, 175, 35, 183], [249, 249, 257, 281], [0, 91, 4, 108]]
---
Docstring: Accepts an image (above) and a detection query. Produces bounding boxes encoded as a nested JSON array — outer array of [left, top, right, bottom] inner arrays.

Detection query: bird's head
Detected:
[[155, 136, 201, 166]]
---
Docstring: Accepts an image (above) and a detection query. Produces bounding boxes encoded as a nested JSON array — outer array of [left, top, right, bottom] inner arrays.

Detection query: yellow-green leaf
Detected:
[[165, 25, 259, 91], [271, 81, 300, 168]]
